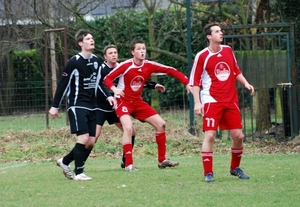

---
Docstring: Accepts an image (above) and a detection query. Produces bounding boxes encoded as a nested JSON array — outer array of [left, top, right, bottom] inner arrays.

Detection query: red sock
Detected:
[[202, 152, 213, 176], [155, 132, 166, 163], [230, 147, 243, 170], [123, 143, 133, 167]]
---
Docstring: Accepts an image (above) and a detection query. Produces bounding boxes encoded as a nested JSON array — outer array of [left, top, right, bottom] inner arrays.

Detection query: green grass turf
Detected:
[[1, 154, 299, 207]]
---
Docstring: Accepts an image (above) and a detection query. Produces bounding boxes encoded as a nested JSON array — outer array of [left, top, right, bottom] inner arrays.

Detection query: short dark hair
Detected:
[[75, 29, 92, 49], [130, 39, 145, 52], [203, 23, 219, 42], [103, 44, 117, 55]]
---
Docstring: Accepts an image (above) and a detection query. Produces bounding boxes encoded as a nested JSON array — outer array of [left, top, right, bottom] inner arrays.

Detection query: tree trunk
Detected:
[[253, 0, 272, 132], [254, 88, 271, 132], [144, 0, 160, 112], [49, 3, 58, 97]]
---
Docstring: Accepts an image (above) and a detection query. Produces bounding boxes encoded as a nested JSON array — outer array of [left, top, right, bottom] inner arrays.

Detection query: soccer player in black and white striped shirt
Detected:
[[49, 29, 101, 181]]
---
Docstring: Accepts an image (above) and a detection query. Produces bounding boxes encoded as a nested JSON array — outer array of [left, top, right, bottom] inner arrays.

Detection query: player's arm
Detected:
[[96, 65, 113, 98], [231, 51, 254, 96], [104, 64, 125, 97], [150, 61, 190, 88], [191, 86, 203, 116], [189, 52, 204, 116], [236, 74, 254, 96], [144, 80, 165, 92], [49, 58, 74, 118]]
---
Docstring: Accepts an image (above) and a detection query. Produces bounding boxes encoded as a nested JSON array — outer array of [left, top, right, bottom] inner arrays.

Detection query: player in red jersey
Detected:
[[93, 44, 165, 168], [104, 39, 192, 171], [189, 23, 254, 182]]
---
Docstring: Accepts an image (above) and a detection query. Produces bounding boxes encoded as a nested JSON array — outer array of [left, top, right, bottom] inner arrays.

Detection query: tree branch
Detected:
[[147, 46, 187, 64]]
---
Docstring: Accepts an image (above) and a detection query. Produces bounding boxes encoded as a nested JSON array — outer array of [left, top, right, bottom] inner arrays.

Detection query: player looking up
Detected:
[[89, 44, 165, 168], [189, 23, 254, 182], [104, 39, 192, 171], [49, 29, 99, 181]]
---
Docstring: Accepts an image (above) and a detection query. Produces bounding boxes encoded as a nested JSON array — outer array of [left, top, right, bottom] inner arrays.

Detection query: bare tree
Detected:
[[0, 0, 108, 113], [0, 0, 26, 114]]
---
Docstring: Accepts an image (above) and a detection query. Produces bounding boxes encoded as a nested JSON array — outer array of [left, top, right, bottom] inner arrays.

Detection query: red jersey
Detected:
[[104, 59, 189, 101], [189, 45, 242, 104]]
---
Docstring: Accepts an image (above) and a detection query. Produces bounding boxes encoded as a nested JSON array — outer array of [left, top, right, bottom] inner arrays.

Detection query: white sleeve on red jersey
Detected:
[[103, 59, 132, 89], [147, 60, 189, 85], [189, 48, 209, 87]]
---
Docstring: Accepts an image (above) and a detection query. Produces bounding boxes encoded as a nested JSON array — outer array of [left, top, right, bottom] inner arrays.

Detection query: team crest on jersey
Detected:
[[214, 62, 230, 81], [130, 76, 144, 91], [94, 62, 98, 70]]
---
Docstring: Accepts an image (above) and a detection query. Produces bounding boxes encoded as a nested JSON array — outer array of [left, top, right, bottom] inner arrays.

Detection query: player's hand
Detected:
[[155, 84, 165, 92], [49, 107, 59, 118], [112, 88, 124, 97], [245, 83, 255, 96], [186, 85, 192, 94], [107, 96, 117, 109], [194, 102, 203, 116]]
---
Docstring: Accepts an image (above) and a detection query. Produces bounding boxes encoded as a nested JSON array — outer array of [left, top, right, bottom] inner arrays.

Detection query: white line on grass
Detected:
[[0, 163, 28, 171]]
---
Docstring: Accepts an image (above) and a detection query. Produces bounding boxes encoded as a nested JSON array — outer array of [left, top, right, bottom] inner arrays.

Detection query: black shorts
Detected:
[[68, 108, 96, 136], [96, 110, 119, 126]]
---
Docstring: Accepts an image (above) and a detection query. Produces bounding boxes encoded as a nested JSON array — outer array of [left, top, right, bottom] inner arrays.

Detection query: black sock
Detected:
[[63, 149, 74, 165], [73, 143, 86, 175], [84, 147, 93, 162], [132, 135, 135, 148]]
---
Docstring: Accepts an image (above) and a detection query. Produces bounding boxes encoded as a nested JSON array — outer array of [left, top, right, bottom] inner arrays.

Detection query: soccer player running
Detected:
[[49, 29, 99, 181], [91, 44, 165, 168], [189, 23, 254, 182], [104, 39, 192, 171]]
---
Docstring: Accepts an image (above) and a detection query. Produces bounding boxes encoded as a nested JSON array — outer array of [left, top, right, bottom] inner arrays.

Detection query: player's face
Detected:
[[208, 26, 223, 43], [80, 34, 95, 52], [104, 48, 118, 65], [132, 43, 146, 61]]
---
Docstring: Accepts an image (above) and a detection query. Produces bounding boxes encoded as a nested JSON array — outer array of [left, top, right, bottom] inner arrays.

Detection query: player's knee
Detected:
[[205, 135, 215, 144], [204, 131, 216, 141], [85, 137, 96, 149], [85, 143, 95, 149], [155, 120, 166, 131], [232, 133, 244, 143], [123, 125, 133, 135], [77, 134, 89, 144]]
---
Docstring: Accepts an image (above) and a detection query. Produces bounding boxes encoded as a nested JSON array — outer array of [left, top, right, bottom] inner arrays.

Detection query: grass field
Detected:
[[1, 111, 300, 206], [0, 113, 68, 134], [1, 154, 299, 207]]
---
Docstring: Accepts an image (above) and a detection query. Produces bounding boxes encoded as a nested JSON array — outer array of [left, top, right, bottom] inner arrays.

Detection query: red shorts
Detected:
[[115, 98, 157, 121], [202, 102, 242, 131]]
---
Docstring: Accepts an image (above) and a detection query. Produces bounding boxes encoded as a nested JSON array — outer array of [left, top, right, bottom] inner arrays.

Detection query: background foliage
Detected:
[[2, 0, 300, 117]]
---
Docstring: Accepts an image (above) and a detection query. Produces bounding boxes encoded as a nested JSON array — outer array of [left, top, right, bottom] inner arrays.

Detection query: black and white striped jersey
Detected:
[[51, 53, 100, 110]]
